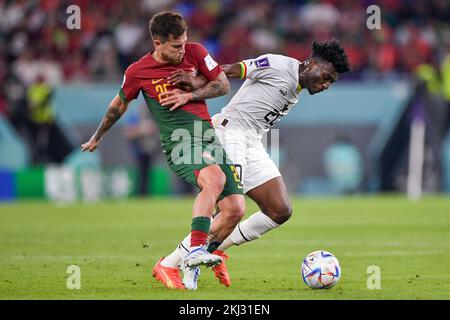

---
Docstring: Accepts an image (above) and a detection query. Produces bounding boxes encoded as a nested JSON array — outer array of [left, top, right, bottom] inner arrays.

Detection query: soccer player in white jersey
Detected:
[[156, 40, 350, 289]]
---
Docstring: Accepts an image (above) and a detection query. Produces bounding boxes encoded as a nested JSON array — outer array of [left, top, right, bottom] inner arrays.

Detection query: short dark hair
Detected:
[[149, 11, 187, 42], [312, 40, 351, 74]]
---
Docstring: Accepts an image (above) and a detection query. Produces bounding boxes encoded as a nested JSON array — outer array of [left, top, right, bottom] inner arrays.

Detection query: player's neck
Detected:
[[152, 50, 169, 64], [298, 62, 307, 89]]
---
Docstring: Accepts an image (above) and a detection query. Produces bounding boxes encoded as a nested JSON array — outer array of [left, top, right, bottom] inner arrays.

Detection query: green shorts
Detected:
[[160, 121, 243, 199]]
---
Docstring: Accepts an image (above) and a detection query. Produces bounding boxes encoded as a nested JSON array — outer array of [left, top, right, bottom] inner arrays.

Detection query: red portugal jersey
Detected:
[[118, 42, 222, 136]]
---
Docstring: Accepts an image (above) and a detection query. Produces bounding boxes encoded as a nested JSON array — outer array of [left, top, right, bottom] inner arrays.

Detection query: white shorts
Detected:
[[212, 115, 281, 193]]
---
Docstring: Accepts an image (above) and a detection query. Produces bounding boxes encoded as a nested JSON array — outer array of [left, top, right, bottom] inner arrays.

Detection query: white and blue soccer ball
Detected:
[[301, 250, 341, 289]]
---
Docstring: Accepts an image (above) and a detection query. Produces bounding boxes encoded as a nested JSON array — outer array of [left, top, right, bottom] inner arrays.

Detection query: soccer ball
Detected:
[[301, 250, 341, 289]]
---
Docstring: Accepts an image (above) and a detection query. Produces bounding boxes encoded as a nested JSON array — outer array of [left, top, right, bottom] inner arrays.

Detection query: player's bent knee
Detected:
[[265, 202, 292, 225], [205, 179, 226, 197], [281, 204, 293, 223]]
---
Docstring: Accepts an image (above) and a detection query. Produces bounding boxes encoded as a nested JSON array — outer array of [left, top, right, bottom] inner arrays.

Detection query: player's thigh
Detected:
[[245, 149, 292, 220], [244, 143, 282, 194], [246, 176, 290, 211], [246, 176, 292, 223]]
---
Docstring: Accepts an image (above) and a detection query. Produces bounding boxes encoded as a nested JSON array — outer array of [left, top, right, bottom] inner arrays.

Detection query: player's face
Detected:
[[155, 31, 187, 65], [305, 61, 338, 95]]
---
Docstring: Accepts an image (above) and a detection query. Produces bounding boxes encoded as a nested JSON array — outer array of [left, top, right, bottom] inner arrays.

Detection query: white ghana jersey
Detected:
[[218, 54, 302, 132]]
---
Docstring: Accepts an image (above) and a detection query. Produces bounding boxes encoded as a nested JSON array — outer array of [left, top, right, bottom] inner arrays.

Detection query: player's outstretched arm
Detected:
[[222, 63, 242, 78], [81, 95, 129, 152]]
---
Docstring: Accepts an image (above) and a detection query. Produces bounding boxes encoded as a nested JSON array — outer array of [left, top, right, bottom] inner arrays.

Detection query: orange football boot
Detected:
[[212, 250, 231, 287], [152, 258, 185, 289]]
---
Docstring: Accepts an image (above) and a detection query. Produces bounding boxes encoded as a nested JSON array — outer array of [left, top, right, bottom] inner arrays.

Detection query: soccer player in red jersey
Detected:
[[81, 12, 245, 290]]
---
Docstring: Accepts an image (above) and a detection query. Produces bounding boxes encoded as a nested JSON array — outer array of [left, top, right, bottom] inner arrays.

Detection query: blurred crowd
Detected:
[[1, 0, 450, 131], [0, 0, 449, 193], [0, 0, 447, 161], [0, 0, 449, 89]]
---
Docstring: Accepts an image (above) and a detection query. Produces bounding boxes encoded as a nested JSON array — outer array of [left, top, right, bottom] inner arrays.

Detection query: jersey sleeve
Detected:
[[118, 65, 141, 103], [190, 43, 223, 81], [239, 54, 273, 80]]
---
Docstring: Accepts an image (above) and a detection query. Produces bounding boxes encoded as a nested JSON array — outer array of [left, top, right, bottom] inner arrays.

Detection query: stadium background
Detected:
[[0, 0, 450, 300], [1, 0, 449, 200]]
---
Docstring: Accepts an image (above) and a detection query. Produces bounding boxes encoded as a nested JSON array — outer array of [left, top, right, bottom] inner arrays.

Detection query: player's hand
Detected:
[[159, 89, 193, 111], [81, 137, 100, 152], [167, 70, 198, 91]]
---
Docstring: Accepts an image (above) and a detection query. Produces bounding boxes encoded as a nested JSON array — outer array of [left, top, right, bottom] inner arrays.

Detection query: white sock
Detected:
[[217, 211, 280, 251], [160, 234, 191, 268], [217, 237, 234, 252], [160, 246, 182, 268], [179, 234, 191, 255]]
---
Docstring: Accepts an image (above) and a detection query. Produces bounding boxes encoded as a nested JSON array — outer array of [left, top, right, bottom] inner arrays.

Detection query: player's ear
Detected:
[[301, 58, 316, 76], [306, 58, 317, 71], [153, 39, 162, 49]]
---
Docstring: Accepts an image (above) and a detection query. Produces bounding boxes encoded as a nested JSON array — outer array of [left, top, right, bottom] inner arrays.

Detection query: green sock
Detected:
[[207, 241, 222, 253], [191, 216, 210, 233]]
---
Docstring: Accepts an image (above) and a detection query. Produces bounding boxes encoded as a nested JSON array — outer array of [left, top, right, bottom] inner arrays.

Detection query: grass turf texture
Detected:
[[0, 196, 449, 300]]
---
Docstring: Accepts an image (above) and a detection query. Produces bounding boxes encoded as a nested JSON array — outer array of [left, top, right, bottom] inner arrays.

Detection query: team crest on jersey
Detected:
[[255, 57, 270, 68], [190, 67, 198, 77]]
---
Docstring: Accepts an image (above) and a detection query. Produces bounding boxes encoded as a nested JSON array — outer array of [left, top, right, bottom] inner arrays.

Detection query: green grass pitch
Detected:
[[1, 196, 449, 300]]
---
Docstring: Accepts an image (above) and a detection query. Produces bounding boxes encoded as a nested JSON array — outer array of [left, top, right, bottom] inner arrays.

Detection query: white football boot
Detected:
[[181, 246, 223, 290], [184, 246, 223, 268], [181, 262, 200, 290]]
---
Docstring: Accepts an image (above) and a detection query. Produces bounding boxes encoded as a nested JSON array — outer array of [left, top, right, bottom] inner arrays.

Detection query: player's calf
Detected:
[[209, 194, 246, 246]]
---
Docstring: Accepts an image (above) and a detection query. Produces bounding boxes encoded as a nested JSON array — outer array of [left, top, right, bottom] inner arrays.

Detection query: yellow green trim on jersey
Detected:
[[239, 61, 247, 79], [297, 84, 302, 93]]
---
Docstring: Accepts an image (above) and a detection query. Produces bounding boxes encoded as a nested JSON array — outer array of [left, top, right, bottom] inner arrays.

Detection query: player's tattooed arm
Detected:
[[167, 70, 208, 91], [81, 95, 129, 152], [160, 72, 230, 111], [222, 63, 242, 78], [191, 72, 230, 100]]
